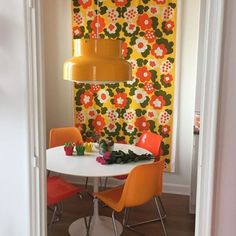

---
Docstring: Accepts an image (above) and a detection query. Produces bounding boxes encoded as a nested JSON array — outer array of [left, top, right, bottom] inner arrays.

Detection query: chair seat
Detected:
[[95, 185, 124, 212], [47, 176, 82, 206]]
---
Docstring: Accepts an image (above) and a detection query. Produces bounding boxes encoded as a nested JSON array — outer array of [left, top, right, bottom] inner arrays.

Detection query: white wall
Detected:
[[164, 0, 200, 194], [0, 0, 31, 235], [212, 1, 236, 235], [43, 0, 74, 147], [43, 0, 201, 195]]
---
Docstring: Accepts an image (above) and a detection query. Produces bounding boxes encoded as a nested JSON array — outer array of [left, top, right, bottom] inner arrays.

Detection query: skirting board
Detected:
[[62, 174, 190, 196]]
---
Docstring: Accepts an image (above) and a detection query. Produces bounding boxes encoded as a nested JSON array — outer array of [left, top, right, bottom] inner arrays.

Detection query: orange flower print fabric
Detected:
[[72, 0, 177, 172]]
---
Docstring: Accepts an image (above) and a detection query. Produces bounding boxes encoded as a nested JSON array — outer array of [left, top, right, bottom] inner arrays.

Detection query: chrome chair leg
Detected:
[[154, 197, 167, 236], [103, 177, 108, 190], [83, 216, 92, 236], [124, 196, 167, 228], [49, 205, 58, 229], [157, 196, 167, 218], [85, 177, 89, 190], [123, 208, 129, 225], [112, 211, 118, 236]]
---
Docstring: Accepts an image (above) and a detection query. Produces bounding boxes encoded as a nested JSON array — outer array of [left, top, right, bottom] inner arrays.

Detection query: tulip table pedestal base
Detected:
[[69, 177, 122, 236], [69, 215, 122, 236]]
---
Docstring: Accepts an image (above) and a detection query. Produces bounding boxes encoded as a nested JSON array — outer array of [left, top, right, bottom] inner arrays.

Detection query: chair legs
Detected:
[[83, 216, 92, 236], [154, 197, 167, 236], [157, 196, 167, 218], [123, 196, 167, 235], [85, 177, 89, 190], [112, 210, 118, 236], [48, 202, 63, 229]]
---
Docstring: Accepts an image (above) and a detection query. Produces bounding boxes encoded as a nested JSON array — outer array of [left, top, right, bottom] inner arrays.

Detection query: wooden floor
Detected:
[[47, 191, 195, 236]]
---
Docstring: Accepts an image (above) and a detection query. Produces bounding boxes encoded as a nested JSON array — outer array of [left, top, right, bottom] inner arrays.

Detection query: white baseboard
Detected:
[[163, 183, 190, 196], [62, 175, 190, 196]]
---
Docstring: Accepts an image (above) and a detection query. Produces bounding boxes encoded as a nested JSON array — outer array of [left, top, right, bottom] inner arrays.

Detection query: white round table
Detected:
[[47, 143, 152, 236]]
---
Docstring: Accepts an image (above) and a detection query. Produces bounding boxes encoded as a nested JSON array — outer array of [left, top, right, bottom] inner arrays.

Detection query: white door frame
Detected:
[[25, 0, 47, 235], [28, 0, 225, 235], [195, 0, 224, 235]]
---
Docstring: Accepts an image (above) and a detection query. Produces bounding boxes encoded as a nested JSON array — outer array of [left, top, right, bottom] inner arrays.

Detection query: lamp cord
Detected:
[[96, 0, 99, 38]]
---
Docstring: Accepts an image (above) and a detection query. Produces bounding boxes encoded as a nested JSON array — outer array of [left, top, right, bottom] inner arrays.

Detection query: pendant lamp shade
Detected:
[[63, 39, 132, 83]]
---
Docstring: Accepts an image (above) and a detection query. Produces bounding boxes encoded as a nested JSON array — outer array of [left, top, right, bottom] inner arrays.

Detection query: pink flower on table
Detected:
[[103, 152, 111, 161], [96, 156, 106, 165]]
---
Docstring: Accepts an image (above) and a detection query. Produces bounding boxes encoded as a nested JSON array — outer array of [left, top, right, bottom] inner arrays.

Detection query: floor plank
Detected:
[[47, 191, 195, 236]]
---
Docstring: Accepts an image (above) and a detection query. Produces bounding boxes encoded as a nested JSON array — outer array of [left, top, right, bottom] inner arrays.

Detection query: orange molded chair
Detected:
[[95, 160, 167, 236], [108, 131, 163, 183], [47, 176, 83, 228], [136, 131, 162, 157], [129, 131, 166, 227], [49, 127, 83, 148], [47, 127, 84, 227]]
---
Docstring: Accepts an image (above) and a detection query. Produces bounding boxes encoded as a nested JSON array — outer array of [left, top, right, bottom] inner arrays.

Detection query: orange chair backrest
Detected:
[[117, 160, 164, 211], [136, 131, 162, 157], [49, 127, 83, 148]]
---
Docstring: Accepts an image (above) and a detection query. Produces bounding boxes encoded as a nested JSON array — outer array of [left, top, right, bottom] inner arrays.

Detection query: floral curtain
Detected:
[[72, 0, 177, 172]]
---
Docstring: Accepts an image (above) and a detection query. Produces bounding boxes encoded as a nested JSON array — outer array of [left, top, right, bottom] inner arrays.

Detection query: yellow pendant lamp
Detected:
[[63, 38, 132, 84]]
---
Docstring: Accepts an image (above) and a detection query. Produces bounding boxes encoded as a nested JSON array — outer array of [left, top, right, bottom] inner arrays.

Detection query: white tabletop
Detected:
[[47, 143, 152, 177]]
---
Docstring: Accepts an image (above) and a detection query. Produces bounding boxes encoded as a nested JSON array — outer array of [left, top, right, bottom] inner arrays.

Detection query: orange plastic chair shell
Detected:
[[47, 127, 84, 207], [95, 160, 164, 213], [47, 176, 82, 206], [49, 127, 83, 148], [113, 131, 163, 181], [135, 131, 163, 157]]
